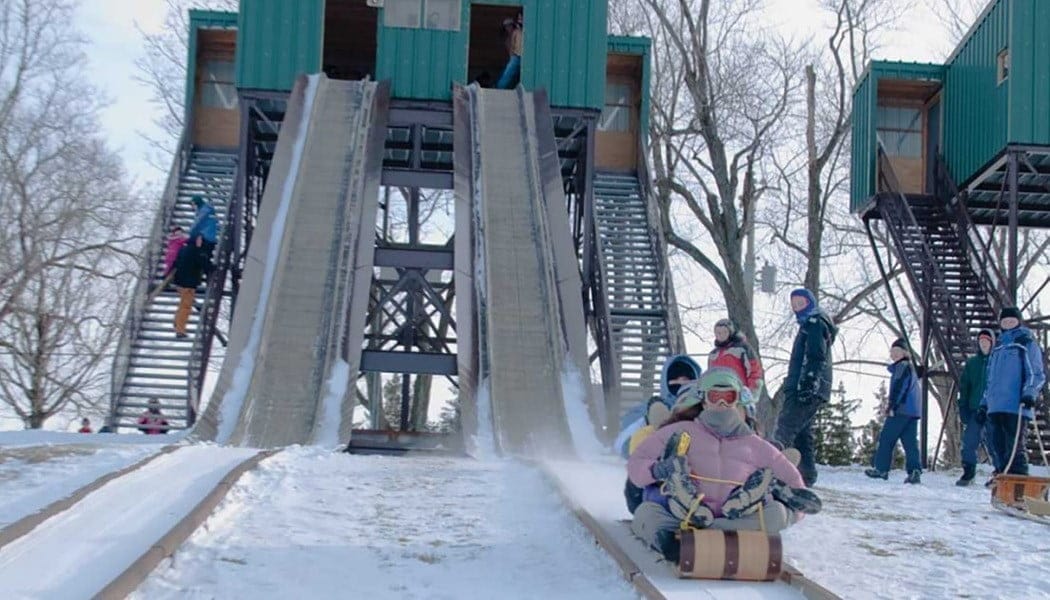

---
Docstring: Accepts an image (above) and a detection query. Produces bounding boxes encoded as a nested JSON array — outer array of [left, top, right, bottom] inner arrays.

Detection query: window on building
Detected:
[[200, 60, 237, 110], [997, 48, 1009, 85], [383, 0, 461, 31], [599, 83, 633, 132], [876, 105, 922, 158]]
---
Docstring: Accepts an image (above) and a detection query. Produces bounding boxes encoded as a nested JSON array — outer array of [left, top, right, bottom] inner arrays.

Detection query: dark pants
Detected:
[[959, 407, 991, 467], [774, 396, 821, 486], [198, 240, 216, 276], [873, 415, 922, 473], [988, 412, 1030, 475]]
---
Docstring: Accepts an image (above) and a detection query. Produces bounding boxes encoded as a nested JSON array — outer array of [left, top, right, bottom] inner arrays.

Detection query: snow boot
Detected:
[[956, 464, 976, 487], [722, 468, 775, 519], [864, 468, 888, 480], [662, 471, 713, 528], [984, 471, 1001, 488], [655, 529, 680, 563], [769, 479, 822, 514], [904, 470, 921, 484]]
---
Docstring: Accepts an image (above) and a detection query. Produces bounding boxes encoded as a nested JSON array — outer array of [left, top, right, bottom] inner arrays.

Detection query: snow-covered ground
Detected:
[[0, 445, 258, 598], [785, 464, 1050, 600], [0, 438, 162, 528], [134, 448, 635, 599]]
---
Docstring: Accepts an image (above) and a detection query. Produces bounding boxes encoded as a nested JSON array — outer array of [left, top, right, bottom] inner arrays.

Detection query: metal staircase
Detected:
[[868, 147, 1050, 462], [591, 171, 683, 421], [109, 149, 237, 432]]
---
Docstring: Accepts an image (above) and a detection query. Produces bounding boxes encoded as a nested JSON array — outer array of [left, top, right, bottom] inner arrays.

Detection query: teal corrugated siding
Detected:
[[849, 61, 945, 211], [1008, 0, 1050, 145], [374, 0, 605, 108], [607, 36, 651, 144], [943, 0, 1009, 183], [850, 69, 876, 212], [236, 0, 324, 92], [185, 11, 238, 126], [375, 2, 469, 101]]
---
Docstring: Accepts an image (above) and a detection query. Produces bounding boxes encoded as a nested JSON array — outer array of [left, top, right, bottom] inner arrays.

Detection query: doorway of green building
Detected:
[[468, 4, 523, 89], [324, 0, 379, 81]]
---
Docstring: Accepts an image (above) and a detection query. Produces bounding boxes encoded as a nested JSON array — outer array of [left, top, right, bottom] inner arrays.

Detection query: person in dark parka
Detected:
[[865, 338, 923, 483], [172, 242, 204, 338], [774, 288, 837, 487], [978, 307, 1046, 476], [956, 329, 994, 486]]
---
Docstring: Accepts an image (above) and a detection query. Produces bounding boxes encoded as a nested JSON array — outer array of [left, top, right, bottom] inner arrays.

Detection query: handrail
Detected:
[[188, 153, 239, 426], [933, 154, 1009, 311], [108, 136, 193, 427], [876, 145, 967, 381], [635, 136, 686, 354]]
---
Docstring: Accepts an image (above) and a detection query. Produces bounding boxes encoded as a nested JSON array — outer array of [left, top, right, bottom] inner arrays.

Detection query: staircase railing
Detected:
[[108, 136, 192, 427], [187, 157, 238, 426], [933, 154, 1009, 314], [876, 145, 968, 381], [636, 135, 685, 354]]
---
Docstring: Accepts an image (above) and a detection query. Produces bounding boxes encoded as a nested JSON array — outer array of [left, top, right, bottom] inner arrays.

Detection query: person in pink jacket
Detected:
[[628, 368, 821, 562], [163, 226, 188, 277]]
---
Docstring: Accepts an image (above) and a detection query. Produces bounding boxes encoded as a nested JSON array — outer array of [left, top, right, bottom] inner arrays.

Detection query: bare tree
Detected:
[[924, 0, 987, 50], [135, 0, 237, 168], [640, 0, 803, 360], [0, 0, 137, 428]]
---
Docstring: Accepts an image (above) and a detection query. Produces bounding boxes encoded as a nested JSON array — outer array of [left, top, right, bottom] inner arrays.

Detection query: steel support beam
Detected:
[[1008, 151, 1020, 304], [373, 246, 455, 270], [360, 350, 458, 375]]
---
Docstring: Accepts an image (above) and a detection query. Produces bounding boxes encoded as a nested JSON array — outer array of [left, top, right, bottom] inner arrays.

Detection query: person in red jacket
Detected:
[[708, 318, 764, 406], [77, 418, 92, 433], [138, 398, 169, 435]]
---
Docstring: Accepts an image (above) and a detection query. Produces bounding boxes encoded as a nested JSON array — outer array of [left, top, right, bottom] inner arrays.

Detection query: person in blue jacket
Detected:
[[187, 196, 218, 275], [866, 338, 923, 484], [978, 307, 1046, 476]]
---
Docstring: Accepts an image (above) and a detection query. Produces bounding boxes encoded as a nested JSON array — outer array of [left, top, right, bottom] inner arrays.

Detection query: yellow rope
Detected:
[[685, 473, 767, 533]]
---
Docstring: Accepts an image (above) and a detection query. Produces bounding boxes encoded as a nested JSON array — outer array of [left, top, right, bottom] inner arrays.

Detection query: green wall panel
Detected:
[[1008, 0, 1050, 146], [375, 0, 606, 109], [943, 0, 1008, 183], [236, 0, 324, 92]]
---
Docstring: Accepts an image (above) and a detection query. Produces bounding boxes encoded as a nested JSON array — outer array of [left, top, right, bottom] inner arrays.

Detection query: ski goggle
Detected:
[[706, 388, 739, 405]]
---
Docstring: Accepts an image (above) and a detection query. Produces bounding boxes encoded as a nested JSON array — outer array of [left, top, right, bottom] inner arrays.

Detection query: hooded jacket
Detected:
[[188, 202, 218, 243], [614, 354, 702, 457], [628, 419, 805, 517], [785, 309, 838, 402], [163, 233, 188, 275], [981, 326, 1046, 419], [887, 359, 921, 418], [708, 334, 764, 398], [172, 243, 204, 289]]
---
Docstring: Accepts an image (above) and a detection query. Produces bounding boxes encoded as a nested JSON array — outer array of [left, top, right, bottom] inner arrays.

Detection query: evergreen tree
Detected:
[[383, 375, 403, 428], [814, 382, 859, 466], [853, 382, 904, 468]]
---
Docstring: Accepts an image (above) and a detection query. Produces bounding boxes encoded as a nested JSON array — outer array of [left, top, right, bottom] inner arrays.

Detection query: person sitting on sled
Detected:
[[627, 368, 821, 562], [617, 355, 702, 514], [615, 354, 702, 458]]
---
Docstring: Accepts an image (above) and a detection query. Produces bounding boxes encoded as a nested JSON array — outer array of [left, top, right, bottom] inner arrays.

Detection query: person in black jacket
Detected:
[[172, 242, 204, 339], [773, 288, 838, 487]]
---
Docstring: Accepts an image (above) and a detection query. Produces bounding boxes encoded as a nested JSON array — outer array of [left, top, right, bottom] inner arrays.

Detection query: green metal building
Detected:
[[850, 0, 1050, 467]]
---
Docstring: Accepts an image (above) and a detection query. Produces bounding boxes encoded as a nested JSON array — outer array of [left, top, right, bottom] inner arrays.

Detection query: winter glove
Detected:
[[651, 455, 688, 482], [975, 406, 988, 425], [1021, 395, 1036, 410]]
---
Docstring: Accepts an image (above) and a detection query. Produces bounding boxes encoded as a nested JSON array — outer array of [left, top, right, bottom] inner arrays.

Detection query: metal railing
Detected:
[[933, 154, 1009, 313], [876, 145, 969, 381], [187, 158, 239, 426], [108, 136, 192, 427]]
